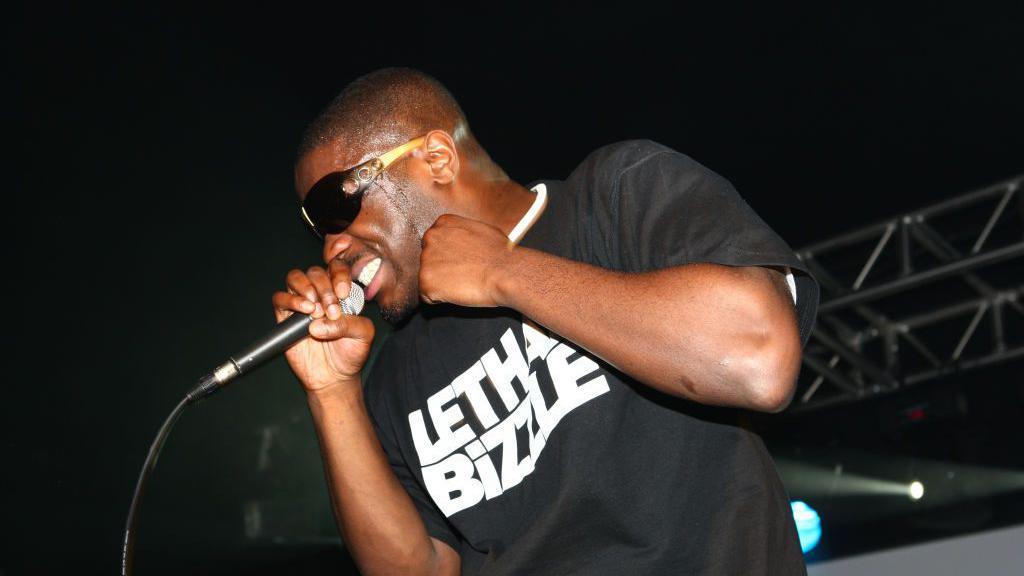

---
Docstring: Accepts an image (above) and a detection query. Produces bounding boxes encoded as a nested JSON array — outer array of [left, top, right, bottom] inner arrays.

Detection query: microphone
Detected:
[[186, 283, 365, 404]]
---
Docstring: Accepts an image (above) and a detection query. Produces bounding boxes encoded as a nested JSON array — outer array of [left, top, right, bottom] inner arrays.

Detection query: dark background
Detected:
[[7, 2, 1023, 574]]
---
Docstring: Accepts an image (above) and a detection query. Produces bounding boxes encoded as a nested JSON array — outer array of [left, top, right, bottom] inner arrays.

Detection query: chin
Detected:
[[377, 291, 419, 325]]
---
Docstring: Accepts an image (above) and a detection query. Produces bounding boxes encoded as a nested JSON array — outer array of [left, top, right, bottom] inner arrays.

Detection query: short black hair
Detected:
[[298, 68, 474, 161]]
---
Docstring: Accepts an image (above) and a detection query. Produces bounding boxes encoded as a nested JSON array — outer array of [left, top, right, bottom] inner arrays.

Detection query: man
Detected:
[[275, 68, 818, 575]]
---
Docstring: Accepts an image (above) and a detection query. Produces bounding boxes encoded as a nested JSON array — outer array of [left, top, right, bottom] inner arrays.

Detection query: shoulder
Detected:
[[567, 140, 728, 194], [566, 140, 736, 207], [569, 140, 702, 180]]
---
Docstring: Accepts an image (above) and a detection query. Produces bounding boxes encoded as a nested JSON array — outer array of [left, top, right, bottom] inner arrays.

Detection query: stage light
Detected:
[[775, 459, 913, 497], [908, 480, 924, 500], [790, 500, 822, 554]]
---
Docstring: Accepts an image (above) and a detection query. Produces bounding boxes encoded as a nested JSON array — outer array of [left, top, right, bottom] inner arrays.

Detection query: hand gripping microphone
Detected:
[[185, 283, 366, 404]]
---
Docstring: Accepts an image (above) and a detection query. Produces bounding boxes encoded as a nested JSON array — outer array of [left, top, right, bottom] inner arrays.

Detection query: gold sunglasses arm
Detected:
[[300, 205, 316, 229], [377, 136, 426, 168]]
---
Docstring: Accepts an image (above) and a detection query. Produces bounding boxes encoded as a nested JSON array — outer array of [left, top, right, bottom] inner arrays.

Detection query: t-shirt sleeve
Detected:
[[362, 354, 462, 552], [568, 140, 819, 346]]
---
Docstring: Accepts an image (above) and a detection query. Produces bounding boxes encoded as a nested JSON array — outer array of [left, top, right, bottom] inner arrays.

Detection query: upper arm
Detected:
[[430, 537, 461, 576], [571, 140, 819, 347]]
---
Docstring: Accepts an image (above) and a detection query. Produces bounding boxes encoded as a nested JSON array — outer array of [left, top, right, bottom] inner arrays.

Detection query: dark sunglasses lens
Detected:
[[302, 172, 362, 237]]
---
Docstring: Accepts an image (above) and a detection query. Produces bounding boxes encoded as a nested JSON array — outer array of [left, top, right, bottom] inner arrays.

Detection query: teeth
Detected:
[[357, 258, 381, 287]]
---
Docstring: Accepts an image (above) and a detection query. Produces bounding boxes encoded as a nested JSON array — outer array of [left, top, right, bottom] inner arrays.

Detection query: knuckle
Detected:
[[286, 269, 305, 282], [323, 318, 345, 337], [356, 316, 375, 334]]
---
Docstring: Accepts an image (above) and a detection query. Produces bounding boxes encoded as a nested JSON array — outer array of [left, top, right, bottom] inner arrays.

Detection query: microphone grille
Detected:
[[340, 283, 365, 315]]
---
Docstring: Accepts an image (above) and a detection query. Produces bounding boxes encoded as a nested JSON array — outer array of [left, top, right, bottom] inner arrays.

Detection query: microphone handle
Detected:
[[186, 284, 365, 404], [233, 312, 313, 375], [187, 313, 311, 404]]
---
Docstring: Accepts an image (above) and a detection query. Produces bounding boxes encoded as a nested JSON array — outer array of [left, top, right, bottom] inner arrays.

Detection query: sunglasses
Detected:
[[300, 135, 426, 239]]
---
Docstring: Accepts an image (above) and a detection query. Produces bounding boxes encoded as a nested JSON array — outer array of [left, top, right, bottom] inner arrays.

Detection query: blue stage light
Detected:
[[791, 500, 822, 554]]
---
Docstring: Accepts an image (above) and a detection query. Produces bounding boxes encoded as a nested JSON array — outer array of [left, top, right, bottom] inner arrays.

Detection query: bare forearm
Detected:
[[307, 384, 458, 576], [493, 248, 801, 411]]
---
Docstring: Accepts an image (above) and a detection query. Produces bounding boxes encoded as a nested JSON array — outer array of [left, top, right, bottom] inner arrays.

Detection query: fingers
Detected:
[[272, 290, 316, 322], [328, 258, 352, 301], [429, 213, 489, 234], [281, 266, 337, 321], [431, 213, 466, 229], [277, 267, 365, 341], [306, 266, 342, 320], [285, 268, 324, 318], [309, 314, 375, 343]]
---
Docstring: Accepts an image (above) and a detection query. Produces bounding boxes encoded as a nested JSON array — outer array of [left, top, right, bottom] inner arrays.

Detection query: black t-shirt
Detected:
[[364, 140, 818, 575]]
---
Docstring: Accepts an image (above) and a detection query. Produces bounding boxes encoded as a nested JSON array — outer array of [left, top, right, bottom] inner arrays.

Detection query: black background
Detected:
[[7, 2, 1024, 574]]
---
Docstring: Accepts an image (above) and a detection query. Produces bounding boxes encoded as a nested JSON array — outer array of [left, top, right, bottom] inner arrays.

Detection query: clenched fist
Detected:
[[418, 214, 514, 308]]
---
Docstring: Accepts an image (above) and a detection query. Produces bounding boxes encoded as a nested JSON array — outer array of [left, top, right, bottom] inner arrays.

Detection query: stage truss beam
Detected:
[[792, 174, 1024, 413]]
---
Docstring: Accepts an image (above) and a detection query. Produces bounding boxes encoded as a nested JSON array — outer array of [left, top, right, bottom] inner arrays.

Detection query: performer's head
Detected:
[[295, 68, 505, 323]]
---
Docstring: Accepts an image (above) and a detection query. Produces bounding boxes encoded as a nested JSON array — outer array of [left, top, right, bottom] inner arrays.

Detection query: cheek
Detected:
[[390, 221, 424, 279], [380, 177, 443, 235], [362, 204, 420, 275], [365, 183, 436, 274]]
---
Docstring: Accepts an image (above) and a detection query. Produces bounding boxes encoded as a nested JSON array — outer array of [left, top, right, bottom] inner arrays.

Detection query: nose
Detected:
[[322, 232, 356, 264], [322, 205, 379, 264]]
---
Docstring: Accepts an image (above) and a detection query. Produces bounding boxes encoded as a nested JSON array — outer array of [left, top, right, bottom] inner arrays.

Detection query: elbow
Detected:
[[737, 322, 802, 413], [746, 372, 796, 413], [674, 344, 800, 412]]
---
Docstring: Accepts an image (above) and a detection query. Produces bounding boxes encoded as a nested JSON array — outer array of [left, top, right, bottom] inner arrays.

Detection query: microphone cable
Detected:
[[120, 393, 189, 576], [121, 371, 226, 576], [121, 284, 365, 575]]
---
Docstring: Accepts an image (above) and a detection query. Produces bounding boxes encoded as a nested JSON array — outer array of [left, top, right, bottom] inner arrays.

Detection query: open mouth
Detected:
[[354, 257, 383, 300]]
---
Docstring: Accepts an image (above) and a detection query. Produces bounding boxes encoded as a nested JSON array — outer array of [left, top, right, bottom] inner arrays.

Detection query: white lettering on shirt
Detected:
[[408, 323, 611, 517]]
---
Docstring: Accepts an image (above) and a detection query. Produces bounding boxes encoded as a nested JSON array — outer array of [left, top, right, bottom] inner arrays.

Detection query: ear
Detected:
[[421, 130, 459, 186]]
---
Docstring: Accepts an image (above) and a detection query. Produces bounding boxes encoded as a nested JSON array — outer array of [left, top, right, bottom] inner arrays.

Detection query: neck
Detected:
[[456, 171, 539, 239]]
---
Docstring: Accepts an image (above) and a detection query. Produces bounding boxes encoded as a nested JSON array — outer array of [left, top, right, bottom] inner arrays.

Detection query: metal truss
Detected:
[[792, 174, 1024, 412]]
